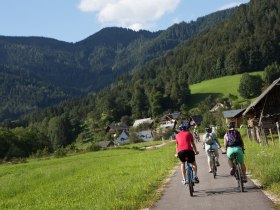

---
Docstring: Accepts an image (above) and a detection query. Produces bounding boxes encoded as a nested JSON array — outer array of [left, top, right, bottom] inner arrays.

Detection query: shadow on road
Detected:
[[192, 185, 261, 197]]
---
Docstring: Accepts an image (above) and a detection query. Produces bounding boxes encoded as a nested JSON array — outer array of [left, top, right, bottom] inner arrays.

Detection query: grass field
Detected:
[[0, 141, 177, 210], [241, 129, 280, 209], [189, 71, 263, 107]]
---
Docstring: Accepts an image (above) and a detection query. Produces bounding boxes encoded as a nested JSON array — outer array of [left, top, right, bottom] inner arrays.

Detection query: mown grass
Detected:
[[189, 71, 263, 107], [0, 141, 177, 210], [242, 130, 280, 208]]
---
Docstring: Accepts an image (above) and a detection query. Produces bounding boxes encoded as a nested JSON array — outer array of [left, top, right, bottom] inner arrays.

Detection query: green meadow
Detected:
[[0, 142, 177, 210], [189, 71, 263, 107], [2, 72, 279, 210]]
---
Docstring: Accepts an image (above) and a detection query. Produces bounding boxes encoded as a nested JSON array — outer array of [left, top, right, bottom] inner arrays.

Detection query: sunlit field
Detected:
[[0, 142, 177, 210]]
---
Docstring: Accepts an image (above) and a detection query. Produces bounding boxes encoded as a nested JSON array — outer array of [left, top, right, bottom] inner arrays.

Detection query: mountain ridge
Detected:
[[0, 8, 237, 120]]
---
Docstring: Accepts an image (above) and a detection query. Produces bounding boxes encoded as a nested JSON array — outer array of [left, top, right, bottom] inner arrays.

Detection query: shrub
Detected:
[[54, 147, 67, 158], [86, 143, 101, 152]]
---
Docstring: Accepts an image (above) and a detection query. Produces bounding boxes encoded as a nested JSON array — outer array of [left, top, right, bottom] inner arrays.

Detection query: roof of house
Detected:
[[119, 130, 130, 137], [106, 123, 128, 132], [98, 141, 114, 148], [133, 118, 153, 127], [243, 77, 280, 116], [222, 109, 245, 118], [161, 112, 181, 121], [210, 103, 224, 112], [191, 115, 203, 124]]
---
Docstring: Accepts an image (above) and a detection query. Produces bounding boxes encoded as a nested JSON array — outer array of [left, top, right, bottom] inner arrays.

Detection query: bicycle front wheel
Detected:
[[187, 170, 194, 196], [236, 164, 244, 192]]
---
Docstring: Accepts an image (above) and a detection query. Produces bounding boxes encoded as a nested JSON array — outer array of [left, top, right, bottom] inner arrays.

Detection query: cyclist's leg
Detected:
[[236, 147, 247, 181], [180, 162, 186, 181], [205, 146, 212, 172], [186, 150, 196, 175], [226, 147, 235, 175], [178, 150, 188, 182], [187, 150, 199, 183]]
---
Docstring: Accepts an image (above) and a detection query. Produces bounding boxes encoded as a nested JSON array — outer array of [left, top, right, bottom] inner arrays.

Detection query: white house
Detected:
[[116, 130, 130, 145], [159, 112, 180, 129], [133, 117, 153, 128], [137, 130, 154, 141]]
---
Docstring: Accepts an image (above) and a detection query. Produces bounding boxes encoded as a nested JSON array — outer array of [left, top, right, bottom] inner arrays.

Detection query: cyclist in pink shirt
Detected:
[[176, 124, 200, 184]]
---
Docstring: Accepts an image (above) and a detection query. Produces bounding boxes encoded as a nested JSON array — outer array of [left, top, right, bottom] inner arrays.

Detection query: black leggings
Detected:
[[178, 150, 195, 163]]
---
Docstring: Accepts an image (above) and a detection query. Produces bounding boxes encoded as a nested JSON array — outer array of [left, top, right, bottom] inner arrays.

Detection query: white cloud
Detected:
[[78, 0, 181, 30], [218, 2, 243, 11]]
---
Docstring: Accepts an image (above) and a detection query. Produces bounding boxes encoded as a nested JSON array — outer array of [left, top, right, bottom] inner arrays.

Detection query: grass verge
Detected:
[[0, 141, 176, 210], [243, 131, 280, 208]]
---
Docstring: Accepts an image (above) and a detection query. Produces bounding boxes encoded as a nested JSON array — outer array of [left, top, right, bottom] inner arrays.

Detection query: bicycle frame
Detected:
[[185, 162, 194, 196], [232, 153, 244, 192]]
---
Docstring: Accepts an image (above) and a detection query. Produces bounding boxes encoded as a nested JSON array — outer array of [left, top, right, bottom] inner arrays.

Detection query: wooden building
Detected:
[[222, 109, 245, 128], [242, 77, 280, 144]]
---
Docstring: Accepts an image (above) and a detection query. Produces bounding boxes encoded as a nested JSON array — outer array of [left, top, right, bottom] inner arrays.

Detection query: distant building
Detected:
[[98, 140, 115, 148], [243, 77, 280, 144], [159, 112, 180, 129], [136, 130, 154, 141], [222, 109, 245, 128], [133, 118, 153, 128], [105, 122, 128, 134], [116, 130, 130, 145]]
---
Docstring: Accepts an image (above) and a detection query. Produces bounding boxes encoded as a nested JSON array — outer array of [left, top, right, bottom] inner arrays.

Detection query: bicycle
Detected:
[[232, 152, 244, 192], [185, 162, 194, 196], [209, 146, 217, 178], [193, 131, 200, 143]]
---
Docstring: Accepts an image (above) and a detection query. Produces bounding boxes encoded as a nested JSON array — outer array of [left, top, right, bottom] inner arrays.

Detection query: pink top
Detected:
[[176, 131, 194, 152]]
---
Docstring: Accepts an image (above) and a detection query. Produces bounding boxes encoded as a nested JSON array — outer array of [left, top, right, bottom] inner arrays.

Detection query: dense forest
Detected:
[[0, 8, 237, 120], [1, 0, 280, 160]]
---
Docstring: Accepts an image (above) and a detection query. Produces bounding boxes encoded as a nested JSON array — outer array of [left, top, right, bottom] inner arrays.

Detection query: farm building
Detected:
[[159, 112, 180, 129], [115, 130, 130, 145], [243, 77, 280, 144], [222, 109, 245, 128]]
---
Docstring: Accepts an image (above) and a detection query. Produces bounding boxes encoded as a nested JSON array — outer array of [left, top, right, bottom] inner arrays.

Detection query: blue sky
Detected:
[[0, 0, 250, 43]]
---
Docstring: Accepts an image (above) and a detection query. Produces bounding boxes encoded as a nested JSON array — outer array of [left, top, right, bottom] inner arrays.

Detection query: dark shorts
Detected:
[[178, 150, 195, 163]]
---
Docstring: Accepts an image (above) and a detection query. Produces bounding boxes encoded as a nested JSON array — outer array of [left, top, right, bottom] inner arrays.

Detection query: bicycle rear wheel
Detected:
[[236, 164, 244, 192], [212, 156, 217, 178], [187, 170, 194, 196]]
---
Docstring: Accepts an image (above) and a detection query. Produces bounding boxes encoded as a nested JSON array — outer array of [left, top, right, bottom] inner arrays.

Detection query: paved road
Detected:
[[149, 140, 276, 210]]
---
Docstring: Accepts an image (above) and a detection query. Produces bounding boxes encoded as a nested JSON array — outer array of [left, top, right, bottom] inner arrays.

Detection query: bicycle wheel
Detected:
[[187, 170, 194, 196], [212, 156, 217, 178], [236, 164, 244, 192]]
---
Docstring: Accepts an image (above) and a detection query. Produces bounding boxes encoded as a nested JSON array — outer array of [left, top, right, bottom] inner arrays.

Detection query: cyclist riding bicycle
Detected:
[[202, 126, 222, 173], [175, 123, 200, 184], [224, 122, 247, 183], [193, 124, 200, 142]]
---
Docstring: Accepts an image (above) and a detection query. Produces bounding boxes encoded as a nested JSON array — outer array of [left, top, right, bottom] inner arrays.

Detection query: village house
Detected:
[[242, 77, 280, 144], [159, 112, 181, 130], [115, 130, 130, 145], [222, 109, 245, 128]]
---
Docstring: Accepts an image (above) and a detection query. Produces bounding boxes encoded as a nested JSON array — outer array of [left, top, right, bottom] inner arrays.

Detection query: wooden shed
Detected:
[[222, 109, 245, 128], [242, 77, 280, 144]]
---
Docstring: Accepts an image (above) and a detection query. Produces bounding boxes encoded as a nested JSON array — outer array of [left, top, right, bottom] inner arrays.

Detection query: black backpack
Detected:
[[227, 130, 242, 147]]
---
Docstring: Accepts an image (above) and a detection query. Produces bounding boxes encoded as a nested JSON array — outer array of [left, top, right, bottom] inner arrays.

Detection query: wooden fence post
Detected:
[[276, 122, 280, 146]]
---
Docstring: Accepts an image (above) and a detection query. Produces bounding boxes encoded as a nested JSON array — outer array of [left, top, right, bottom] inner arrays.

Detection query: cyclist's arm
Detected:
[[237, 131, 245, 150], [240, 137, 245, 150], [215, 137, 222, 148], [175, 142, 178, 157], [191, 140, 199, 154], [223, 135, 228, 149]]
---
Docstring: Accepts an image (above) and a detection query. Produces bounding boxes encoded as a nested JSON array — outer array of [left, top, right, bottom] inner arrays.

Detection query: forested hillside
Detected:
[[2, 0, 280, 160], [0, 8, 236, 120]]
